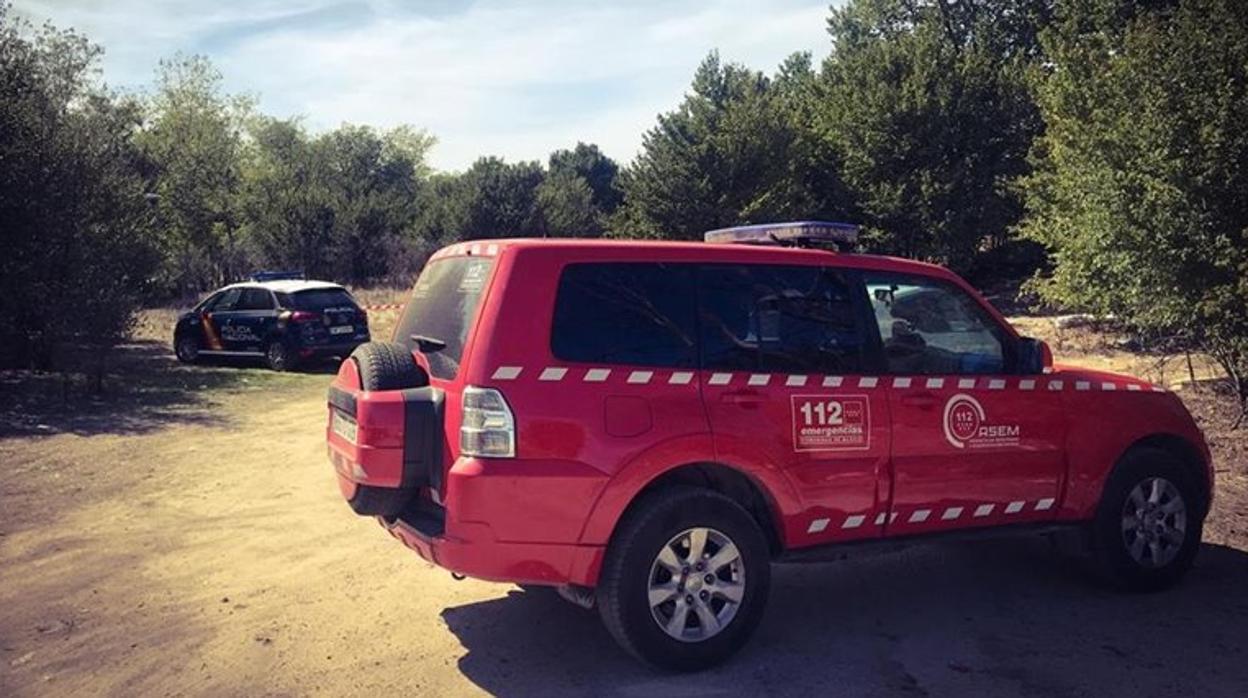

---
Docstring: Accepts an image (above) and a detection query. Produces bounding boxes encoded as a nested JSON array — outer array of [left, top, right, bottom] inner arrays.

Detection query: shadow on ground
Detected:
[[443, 539, 1248, 697], [0, 340, 334, 438]]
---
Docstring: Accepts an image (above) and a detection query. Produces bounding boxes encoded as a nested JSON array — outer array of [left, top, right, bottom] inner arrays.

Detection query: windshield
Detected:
[[395, 256, 495, 380]]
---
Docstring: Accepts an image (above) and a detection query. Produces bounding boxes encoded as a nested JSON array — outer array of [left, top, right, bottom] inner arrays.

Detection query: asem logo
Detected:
[[943, 393, 1021, 449]]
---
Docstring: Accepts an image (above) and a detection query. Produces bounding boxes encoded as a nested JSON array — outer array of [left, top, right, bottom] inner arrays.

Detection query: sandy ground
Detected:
[[2, 320, 1247, 697]]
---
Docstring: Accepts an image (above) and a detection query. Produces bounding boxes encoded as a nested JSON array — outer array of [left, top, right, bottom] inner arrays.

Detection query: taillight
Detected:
[[460, 386, 515, 458], [289, 310, 320, 323]]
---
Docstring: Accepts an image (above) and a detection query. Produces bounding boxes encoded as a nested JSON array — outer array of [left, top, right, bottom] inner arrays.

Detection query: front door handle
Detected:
[[900, 391, 938, 409]]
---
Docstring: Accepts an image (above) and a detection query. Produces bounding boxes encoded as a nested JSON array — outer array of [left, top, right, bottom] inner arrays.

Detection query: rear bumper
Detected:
[[380, 510, 604, 586], [331, 452, 609, 586]]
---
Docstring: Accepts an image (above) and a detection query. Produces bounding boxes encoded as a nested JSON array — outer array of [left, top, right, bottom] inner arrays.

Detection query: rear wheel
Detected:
[[1090, 447, 1205, 591], [596, 486, 770, 671], [266, 340, 295, 372], [174, 335, 199, 364]]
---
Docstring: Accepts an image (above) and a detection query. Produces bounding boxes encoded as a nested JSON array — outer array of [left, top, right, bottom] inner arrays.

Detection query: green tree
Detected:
[[548, 142, 622, 215], [0, 4, 160, 377], [616, 51, 851, 240], [139, 54, 252, 292], [534, 169, 599, 237], [819, 0, 1049, 272], [433, 157, 546, 240], [1021, 0, 1248, 422]]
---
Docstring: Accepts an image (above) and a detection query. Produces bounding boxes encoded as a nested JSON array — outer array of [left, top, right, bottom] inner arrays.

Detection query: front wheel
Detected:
[[174, 335, 199, 364], [1090, 447, 1205, 591], [596, 486, 770, 671]]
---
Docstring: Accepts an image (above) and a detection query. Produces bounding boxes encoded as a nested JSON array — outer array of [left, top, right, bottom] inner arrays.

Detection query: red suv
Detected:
[[326, 223, 1212, 670]]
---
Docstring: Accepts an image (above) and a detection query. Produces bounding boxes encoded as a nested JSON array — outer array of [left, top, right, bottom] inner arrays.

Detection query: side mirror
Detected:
[[1018, 337, 1053, 375]]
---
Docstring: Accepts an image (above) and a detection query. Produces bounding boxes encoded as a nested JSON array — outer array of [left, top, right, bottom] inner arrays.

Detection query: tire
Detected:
[[596, 486, 771, 671], [1090, 446, 1205, 592], [266, 340, 296, 372], [350, 342, 428, 391], [174, 335, 199, 364]]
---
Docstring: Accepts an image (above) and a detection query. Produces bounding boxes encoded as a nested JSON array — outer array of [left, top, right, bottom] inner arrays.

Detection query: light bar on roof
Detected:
[[703, 220, 860, 246]]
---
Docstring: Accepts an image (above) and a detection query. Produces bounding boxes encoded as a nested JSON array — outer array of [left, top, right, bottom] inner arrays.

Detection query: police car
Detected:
[[174, 274, 370, 371], [326, 224, 1212, 670]]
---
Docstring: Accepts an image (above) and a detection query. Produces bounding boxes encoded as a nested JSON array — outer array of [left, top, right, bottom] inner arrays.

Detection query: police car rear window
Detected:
[[396, 256, 495, 380], [287, 289, 356, 310]]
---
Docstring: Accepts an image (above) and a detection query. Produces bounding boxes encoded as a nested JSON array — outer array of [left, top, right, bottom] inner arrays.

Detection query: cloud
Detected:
[[16, 0, 834, 170]]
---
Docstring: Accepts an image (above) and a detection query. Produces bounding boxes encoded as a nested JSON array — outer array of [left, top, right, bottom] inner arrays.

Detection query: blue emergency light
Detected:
[[250, 270, 306, 282], [703, 221, 860, 247]]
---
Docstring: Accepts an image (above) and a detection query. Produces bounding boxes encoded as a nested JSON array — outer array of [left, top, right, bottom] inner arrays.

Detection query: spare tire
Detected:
[[351, 342, 428, 391], [344, 342, 431, 517]]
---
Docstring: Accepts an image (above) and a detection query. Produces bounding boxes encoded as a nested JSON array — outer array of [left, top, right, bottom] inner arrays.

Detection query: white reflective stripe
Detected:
[[890, 512, 899, 523], [973, 504, 995, 517], [842, 515, 866, 529], [785, 375, 808, 387], [1153, 386, 1166, 392], [908, 509, 931, 523], [669, 371, 694, 385], [941, 506, 964, 520], [1076, 381, 1091, 391], [492, 366, 522, 380], [1004, 501, 1025, 514], [893, 377, 912, 388], [709, 373, 732, 386], [1102, 382, 1116, 391], [858, 376, 878, 388], [807, 518, 830, 534], [958, 378, 976, 389], [1127, 384, 1142, 391], [1019, 379, 1036, 390], [988, 379, 1005, 390], [627, 370, 654, 384], [470, 244, 482, 255], [823, 376, 843, 387], [925, 378, 945, 389], [1035, 498, 1055, 511], [583, 368, 611, 382], [539, 367, 568, 381], [485, 243, 499, 255], [1048, 380, 1064, 391], [748, 374, 771, 386], [875, 512, 888, 525]]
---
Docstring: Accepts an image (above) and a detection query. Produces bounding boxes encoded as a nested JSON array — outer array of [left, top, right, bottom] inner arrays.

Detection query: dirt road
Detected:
[[3, 346, 1248, 697]]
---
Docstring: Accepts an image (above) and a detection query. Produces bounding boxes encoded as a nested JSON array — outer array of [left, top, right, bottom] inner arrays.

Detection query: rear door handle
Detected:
[[900, 391, 938, 409]]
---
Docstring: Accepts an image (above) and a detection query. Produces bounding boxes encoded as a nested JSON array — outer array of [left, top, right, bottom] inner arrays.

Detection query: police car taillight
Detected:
[[703, 220, 860, 247], [460, 386, 515, 458], [289, 310, 319, 323]]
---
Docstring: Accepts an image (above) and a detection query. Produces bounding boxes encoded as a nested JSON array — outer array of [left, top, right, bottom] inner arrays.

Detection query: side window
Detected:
[[210, 288, 243, 312], [551, 263, 698, 368], [864, 273, 1008, 375], [237, 288, 276, 311], [699, 264, 866, 374]]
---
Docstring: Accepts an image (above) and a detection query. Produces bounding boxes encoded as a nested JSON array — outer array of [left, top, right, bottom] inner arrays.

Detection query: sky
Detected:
[[15, 0, 836, 172]]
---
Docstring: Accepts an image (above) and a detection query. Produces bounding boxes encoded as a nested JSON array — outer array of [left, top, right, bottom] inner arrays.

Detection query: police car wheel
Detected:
[[596, 486, 770, 671], [174, 335, 199, 363], [266, 341, 295, 372], [1091, 446, 1204, 592]]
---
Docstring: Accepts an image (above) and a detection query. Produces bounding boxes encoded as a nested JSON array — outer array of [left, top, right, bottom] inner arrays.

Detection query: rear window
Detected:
[[551, 263, 698, 368], [396, 257, 495, 380], [285, 288, 356, 310]]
